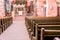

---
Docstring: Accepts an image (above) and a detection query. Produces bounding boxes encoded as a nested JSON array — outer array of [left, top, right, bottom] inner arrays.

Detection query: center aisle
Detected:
[[0, 20, 30, 40]]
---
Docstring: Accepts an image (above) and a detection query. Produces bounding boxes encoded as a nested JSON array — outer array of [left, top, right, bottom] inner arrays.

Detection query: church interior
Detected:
[[0, 0, 60, 40]]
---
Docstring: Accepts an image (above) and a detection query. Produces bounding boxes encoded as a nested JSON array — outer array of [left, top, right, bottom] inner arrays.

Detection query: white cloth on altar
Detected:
[[18, 11, 23, 15]]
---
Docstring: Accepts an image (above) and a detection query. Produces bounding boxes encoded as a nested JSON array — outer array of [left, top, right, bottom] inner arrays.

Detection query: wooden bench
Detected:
[[0, 17, 13, 34], [25, 16, 60, 40], [40, 28, 60, 40], [0, 19, 3, 34], [33, 17, 60, 40], [35, 24, 60, 40]]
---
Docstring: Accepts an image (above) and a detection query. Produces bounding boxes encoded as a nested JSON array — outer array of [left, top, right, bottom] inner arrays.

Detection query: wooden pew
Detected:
[[25, 16, 41, 40], [40, 28, 60, 40], [0, 17, 13, 34], [25, 16, 33, 40], [0, 17, 6, 34], [0, 18, 3, 34], [34, 17, 60, 40], [25, 16, 60, 40], [3, 17, 13, 28], [35, 24, 60, 40], [1, 18, 5, 32]]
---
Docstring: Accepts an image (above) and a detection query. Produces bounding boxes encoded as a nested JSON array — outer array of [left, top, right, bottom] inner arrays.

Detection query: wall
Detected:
[[36, 0, 45, 17], [26, 0, 33, 6], [35, 0, 57, 17], [0, 0, 5, 17], [46, 0, 57, 17], [0, 0, 13, 17]]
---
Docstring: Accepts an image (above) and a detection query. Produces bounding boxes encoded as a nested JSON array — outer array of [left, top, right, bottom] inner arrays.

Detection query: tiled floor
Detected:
[[0, 16, 30, 40]]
